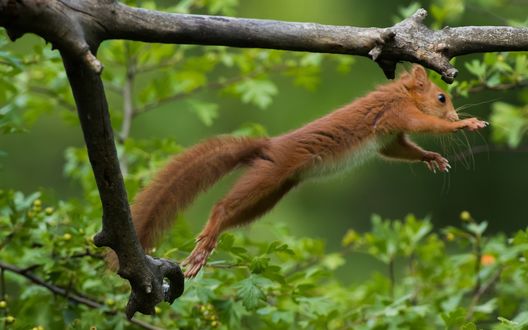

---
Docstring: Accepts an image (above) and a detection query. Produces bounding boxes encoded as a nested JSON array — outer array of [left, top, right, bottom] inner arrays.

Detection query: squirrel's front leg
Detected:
[[380, 133, 450, 173], [398, 107, 488, 134]]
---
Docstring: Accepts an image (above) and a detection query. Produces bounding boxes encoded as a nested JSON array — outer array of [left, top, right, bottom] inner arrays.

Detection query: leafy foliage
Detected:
[[3, 190, 528, 329], [1, 0, 528, 329]]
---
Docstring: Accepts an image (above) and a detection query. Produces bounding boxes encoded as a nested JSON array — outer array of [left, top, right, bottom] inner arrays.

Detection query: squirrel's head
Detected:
[[401, 65, 458, 121]]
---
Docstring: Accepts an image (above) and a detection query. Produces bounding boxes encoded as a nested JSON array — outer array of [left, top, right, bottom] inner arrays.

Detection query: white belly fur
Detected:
[[301, 136, 390, 179]]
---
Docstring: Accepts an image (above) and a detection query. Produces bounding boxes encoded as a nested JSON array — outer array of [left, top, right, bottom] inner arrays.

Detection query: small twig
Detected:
[[466, 80, 528, 94], [408, 253, 419, 305], [133, 63, 287, 117], [388, 257, 396, 299], [205, 262, 244, 269], [473, 235, 482, 293], [0, 268, 5, 300], [70, 249, 103, 259], [119, 42, 136, 144], [117, 42, 137, 176], [132, 80, 229, 116], [0, 268, 5, 325], [29, 86, 76, 112], [20, 264, 40, 273], [466, 267, 502, 320], [105, 82, 124, 95], [0, 261, 166, 330], [0, 261, 101, 308], [135, 59, 183, 74]]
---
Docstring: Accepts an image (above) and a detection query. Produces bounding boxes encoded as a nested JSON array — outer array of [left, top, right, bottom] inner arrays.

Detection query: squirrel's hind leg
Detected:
[[183, 161, 297, 277]]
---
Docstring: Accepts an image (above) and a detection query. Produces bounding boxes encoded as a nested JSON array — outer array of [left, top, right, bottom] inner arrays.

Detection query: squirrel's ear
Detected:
[[400, 72, 413, 90], [411, 65, 430, 91]]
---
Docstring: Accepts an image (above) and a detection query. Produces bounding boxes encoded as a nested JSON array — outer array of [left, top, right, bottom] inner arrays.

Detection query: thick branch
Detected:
[[61, 52, 183, 318], [1, 1, 528, 82], [103, 5, 528, 82]]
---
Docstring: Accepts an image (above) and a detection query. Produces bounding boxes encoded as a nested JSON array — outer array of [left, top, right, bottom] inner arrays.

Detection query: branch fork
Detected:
[[122, 256, 184, 319]]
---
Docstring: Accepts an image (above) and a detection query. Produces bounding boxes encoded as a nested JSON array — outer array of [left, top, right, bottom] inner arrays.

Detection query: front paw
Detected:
[[456, 118, 489, 131], [422, 152, 450, 173]]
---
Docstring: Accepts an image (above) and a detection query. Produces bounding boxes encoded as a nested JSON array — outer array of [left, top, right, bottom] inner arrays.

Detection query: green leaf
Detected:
[[206, 0, 239, 15], [322, 253, 345, 270], [394, 3, 422, 23], [490, 102, 528, 148], [186, 100, 219, 126], [442, 308, 467, 328], [466, 221, 488, 236], [235, 275, 268, 310], [460, 322, 478, 330], [235, 78, 278, 109], [515, 54, 528, 76], [250, 255, 270, 274], [232, 122, 268, 137], [465, 60, 487, 81]]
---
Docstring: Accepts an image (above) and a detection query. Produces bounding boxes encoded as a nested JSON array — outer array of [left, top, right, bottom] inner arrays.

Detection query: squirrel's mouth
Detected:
[[446, 112, 459, 122]]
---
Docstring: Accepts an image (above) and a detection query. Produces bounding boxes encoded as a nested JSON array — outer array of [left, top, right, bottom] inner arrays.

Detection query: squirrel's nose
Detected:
[[447, 112, 459, 121]]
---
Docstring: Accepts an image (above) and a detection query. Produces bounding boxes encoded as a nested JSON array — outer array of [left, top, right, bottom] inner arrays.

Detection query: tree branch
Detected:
[[1, 1, 527, 82], [0, 261, 165, 330], [60, 52, 184, 318], [87, 5, 528, 82]]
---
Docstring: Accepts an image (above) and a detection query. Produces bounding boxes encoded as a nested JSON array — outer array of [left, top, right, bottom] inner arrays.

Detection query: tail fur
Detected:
[[120, 136, 267, 264]]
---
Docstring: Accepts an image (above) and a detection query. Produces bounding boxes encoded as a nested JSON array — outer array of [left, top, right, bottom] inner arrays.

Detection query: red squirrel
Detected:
[[130, 65, 488, 277]]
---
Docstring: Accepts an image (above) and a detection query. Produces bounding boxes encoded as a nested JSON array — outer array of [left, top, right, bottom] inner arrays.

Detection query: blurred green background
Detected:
[[1, 0, 527, 262]]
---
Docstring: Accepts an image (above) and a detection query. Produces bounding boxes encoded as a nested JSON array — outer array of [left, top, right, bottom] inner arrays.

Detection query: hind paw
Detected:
[[182, 236, 217, 278]]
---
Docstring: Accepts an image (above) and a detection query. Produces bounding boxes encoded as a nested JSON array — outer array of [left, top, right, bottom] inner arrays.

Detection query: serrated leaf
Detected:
[[250, 255, 270, 274], [235, 79, 278, 109], [236, 275, 266, 310], [465, 60, 487, 81], [187, 100, 218, 126]]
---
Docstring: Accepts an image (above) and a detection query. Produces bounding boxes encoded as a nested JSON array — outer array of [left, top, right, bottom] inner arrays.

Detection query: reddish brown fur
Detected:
[[127, 65, 488, 277], [132, 136, 268, 249]]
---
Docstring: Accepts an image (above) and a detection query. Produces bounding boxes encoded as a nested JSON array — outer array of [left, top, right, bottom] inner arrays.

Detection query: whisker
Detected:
[[455, 97, 501, 113], [460, 131, 476, 170], [456, 112, 473, 119], [473, 130, 490, 161], [441, 167, 451, 194], [451, 133, 471, 169]]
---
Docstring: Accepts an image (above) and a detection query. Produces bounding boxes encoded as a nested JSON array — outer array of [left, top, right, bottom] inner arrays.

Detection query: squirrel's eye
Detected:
[[438, 93, 446, 104]]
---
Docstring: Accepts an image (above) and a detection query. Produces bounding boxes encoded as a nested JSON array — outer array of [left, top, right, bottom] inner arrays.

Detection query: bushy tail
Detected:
[[131, 136, 267, 254]]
